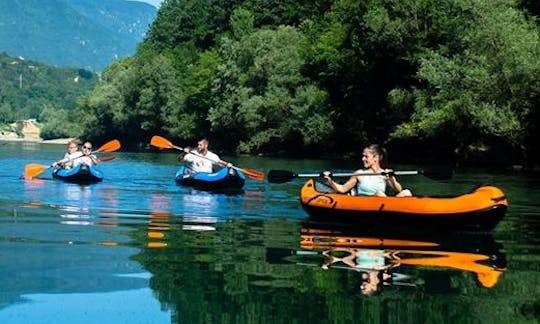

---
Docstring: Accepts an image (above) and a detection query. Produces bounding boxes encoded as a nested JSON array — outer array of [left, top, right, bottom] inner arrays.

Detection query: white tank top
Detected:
[[356, 170, 386, 196]]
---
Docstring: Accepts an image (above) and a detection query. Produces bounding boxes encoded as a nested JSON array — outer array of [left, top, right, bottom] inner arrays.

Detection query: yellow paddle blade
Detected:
[[24, 163, 49, 179], [239, 167, 265, 181], [150, 135, 175, 149], [95, 139, 121, 153]]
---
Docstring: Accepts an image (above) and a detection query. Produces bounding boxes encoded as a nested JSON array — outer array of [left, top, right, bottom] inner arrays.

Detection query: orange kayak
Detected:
[[300, 179, 508, 230]]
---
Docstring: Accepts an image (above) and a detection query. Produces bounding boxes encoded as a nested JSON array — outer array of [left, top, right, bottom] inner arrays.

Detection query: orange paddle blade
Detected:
[[150, 135, 175, 149], [98, 156, 116, 162], [239, 167, 265, 181], [95, 139, 121, 153], [24, 163, 50, 179]]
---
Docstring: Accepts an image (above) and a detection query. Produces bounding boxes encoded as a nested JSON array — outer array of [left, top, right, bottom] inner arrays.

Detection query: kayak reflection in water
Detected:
[[359, 270, 422, 295], [321, 247, 421, 295], [320, 245, 505, 295], [321, 248, 394, 271]]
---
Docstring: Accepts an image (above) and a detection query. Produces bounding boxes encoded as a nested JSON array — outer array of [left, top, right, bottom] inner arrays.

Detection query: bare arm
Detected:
[[53, 157, 69, 167], [90, 154, 100, 165], [385, 170, 412, 196], [386, 174, 403, 193], [324, 174, 358, 193], [218, 159, 233, 168]]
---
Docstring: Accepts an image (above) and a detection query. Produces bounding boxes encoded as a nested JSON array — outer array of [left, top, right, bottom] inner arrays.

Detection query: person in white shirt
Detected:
[[324, 144, 412, 197], [72, 141, 99, 167], [182, 138, 231, 173], [53, 140, 82, 169]]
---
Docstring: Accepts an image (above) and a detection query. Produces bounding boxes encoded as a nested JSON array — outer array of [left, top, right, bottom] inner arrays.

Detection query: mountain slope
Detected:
[[0, 0, 156, 70], [68, 0, 155, 43], [0, 52, 98, 120]]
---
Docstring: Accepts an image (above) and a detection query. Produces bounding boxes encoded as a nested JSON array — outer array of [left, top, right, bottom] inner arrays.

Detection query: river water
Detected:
[[0, 141, 539, 323]]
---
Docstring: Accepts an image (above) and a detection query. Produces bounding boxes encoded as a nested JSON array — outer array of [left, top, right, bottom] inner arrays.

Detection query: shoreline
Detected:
[[0, 137, 74, 144]]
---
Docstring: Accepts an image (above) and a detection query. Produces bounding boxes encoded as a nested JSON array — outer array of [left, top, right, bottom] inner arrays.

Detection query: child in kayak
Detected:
[[52, 140, 82, 169]]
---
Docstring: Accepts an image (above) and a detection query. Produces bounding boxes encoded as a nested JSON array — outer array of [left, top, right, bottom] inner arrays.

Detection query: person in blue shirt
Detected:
[[324, 144, 412, 197]]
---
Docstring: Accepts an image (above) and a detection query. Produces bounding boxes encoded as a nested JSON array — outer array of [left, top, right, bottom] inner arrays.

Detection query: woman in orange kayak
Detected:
[[324, 144, 412, 197]]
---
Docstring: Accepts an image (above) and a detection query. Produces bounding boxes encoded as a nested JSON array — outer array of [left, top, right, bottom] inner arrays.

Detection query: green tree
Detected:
[[75, 0, 540, 165], [77, 58, 135, 143], [39, 105, 81, 139], [389, 0, 540, 163], [209, 24, 332, 153], [230, 8, 254, 40], [0, 103, 13, 123]]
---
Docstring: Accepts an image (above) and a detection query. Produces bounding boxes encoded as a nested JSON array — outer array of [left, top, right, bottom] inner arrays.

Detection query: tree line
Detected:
[[5, 0, 540, 166], [0, 53, 97, 138]]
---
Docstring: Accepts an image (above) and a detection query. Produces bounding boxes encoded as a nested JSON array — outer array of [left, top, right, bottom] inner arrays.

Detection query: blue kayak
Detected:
[[175, 166, 245, 192], [52, 164, 103, 184]]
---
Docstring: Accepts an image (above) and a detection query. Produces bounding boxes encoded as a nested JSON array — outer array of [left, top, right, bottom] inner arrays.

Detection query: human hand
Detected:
[[226, 163, 233, 168], [321, 170, 333, 181], [383, 169, 395, 178]]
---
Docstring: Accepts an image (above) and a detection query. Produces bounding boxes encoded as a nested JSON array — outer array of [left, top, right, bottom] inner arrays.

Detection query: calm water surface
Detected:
[[1, 141, 539, 323]]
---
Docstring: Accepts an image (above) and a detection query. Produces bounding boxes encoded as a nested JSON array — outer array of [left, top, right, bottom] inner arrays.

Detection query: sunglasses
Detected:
[[83, 146, 92, 150]]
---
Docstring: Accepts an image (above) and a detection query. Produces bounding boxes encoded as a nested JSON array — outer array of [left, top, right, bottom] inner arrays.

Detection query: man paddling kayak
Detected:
[[181, 137, 231, 173]]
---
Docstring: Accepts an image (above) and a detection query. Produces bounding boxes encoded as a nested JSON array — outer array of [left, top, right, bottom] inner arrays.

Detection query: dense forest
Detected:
[[0, 53, 97, 138], [6, 0, 540, 166]]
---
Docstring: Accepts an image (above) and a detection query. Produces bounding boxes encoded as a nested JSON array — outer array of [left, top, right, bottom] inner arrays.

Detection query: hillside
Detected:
[[0, 52, 98, 120], [0, 0, 156, 71]]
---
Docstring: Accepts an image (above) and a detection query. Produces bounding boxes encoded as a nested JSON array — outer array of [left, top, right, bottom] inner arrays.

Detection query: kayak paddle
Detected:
[[150, 135, 264, 181], [98, 155, 116, 162], [23, 139, 121, 179], [267, 169, 453, 184]]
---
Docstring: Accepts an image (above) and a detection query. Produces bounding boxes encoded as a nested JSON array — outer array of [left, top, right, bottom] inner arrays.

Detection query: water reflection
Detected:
[[131, 217, 509, 323], [59, 185, 92, 225], [22, 177, 47, 205], [4, 142, 539, 323], [181, 191, 219, 215], [147, 210, 171, 248], [297, 224, 507, 294]]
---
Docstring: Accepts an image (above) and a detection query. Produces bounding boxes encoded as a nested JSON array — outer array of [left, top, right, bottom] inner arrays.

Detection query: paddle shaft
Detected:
[[182, 149, 265, 180], [171, 144, 229, 167], [57, 149, 103, 165], [151, 136, 224, 164], [267, 168, 452, 183], [295, 171, 420, 178]]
